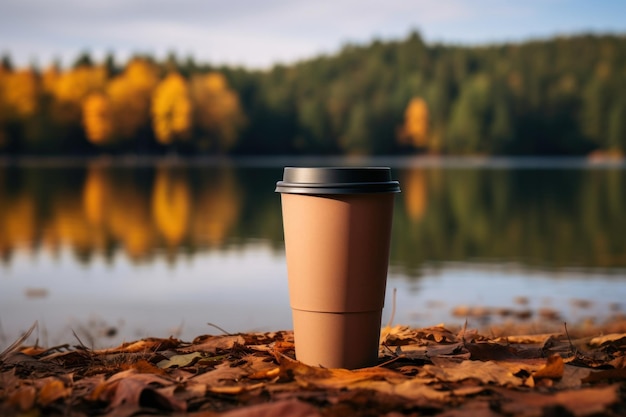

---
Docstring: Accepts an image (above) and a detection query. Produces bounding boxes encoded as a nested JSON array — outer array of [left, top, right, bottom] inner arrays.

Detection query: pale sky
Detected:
[[1, 0, 625, 69]]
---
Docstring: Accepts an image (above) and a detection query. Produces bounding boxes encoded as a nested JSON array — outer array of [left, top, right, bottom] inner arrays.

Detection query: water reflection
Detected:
[[0, 161, 625, 274], [392, 166, 626, 275]]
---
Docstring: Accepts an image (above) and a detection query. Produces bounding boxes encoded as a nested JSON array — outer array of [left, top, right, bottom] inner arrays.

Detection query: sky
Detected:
[[1, 0, 625, 69]]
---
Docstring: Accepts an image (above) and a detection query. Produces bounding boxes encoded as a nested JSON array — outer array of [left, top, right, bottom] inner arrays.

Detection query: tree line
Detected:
[[1, 32, 625, 156]]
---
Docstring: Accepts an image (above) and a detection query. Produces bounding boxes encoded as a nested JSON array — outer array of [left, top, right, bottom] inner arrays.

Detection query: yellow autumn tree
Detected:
[[49, 64, 107, 126], [106, 58, 159, 141], [151, 72, 192, 145], [3, 68, 39, 119], [82, 93, 113, 144], [398, 97, 430, 148], [41, 65, 60, 96], [190, 72, 245, 152]]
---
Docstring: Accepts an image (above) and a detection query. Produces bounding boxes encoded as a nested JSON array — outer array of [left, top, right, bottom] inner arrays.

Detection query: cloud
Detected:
[[1, 0, 625, 68]]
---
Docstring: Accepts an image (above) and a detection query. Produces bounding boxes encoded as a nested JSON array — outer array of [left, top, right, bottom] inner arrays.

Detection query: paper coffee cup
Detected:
[[276, 167, 400, 369]]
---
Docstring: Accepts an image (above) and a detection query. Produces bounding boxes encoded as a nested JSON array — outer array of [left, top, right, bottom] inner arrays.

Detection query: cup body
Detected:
[[276, 167, 399, 369]]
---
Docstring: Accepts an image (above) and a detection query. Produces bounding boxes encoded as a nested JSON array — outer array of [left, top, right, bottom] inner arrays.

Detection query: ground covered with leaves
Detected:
[[1, 318, 626, 417]]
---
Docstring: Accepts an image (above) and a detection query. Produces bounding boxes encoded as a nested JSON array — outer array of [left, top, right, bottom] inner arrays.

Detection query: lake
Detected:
[[1, 156, 625, 349]]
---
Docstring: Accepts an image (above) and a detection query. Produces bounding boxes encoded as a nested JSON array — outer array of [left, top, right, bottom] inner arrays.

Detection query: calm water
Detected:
[[1, 156, 625, 349]]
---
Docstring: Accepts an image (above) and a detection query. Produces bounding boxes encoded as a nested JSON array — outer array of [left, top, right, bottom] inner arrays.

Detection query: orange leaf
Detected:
[[532, 354, 564, 380], [8, 385, 36, 411], [37, 378, 70, 406]]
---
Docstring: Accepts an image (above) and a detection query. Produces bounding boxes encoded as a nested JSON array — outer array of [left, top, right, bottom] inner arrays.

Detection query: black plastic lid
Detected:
[[275, 167, 400, 195]]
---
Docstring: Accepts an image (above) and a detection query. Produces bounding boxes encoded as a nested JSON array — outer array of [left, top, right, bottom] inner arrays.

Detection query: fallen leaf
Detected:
[[421, 325, 458, 343], [207, 382, 265, 394], [191, 361, 248, 387], [581, 368, 626, 383], [532, 354, 564, 380], [424, 359, 523, 386], [7, 385, 36, 411], [37, 377, 71, 406], [184, 335, 245, 353], [589, 333, 626, 347], [360, 378, 450, 401], [276, 354, 405, 389], [108, 377, 186, 411], [97, 337, 181, 354], [493, 333, 563, 344], [90, 369, 173, 403], [498, 384, 620, 417], [157, 352, 204, 368], [464, 341, 522, 361]]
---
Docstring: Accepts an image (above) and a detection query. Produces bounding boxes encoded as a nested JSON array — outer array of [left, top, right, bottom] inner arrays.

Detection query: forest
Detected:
[[0, 31, 625, 156]]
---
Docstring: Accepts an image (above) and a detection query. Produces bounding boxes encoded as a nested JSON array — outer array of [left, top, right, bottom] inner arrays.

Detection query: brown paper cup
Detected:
[[276, 167, 400, 369]]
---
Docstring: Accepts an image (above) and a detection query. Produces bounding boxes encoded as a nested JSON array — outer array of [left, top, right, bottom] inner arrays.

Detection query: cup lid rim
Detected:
[[276, 167, 400, 194]]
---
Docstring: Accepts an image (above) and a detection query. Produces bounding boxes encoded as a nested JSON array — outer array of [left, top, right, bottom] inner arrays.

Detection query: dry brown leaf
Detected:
[[493, 333, 563, 344], [609, 355, 626, 369], [90, 368, 174, 404], [380, 325, 417, 345], [107, 377, 186, 411], [7, 385, 36, 411], [357, 378, 450, 401], [589, 333, 626, 347], [276, 354, 405, 390], [532, 354, 564, 380], [420, 325, 458, 343], [424, 360, 523, 386], [581, 367, 626, 383], [463, 341, 523, 361], [97, 337, 180, 354], [184, 335, 246, 353], [207, 382, 265, 394], [37, 377, 71, 406], [191, 361, 248, 387], [498, 384, 620, 417]]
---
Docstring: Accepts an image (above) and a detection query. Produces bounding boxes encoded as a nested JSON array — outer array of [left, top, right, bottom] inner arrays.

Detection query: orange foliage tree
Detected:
[[190, 72, 245, 152], [2, 69, 39, 119], [397, 97, 430, 149], [49, 64, 107, 127], [82, 59, 159, 146], [107, 59, 159, 141], [82, 93, 113, 145], [151, 73, 192, 145]]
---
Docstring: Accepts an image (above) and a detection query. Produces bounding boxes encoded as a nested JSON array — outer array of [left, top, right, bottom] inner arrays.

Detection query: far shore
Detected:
[[1, 153, 625, 169]]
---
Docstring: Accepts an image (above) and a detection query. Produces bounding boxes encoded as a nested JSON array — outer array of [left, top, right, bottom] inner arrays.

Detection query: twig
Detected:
[[376, 353, 406, 368], [563, 322, 578, 357], [0, 321, 38, 362], [72, 329, 90, 351], [207, 322, 234, 336]]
